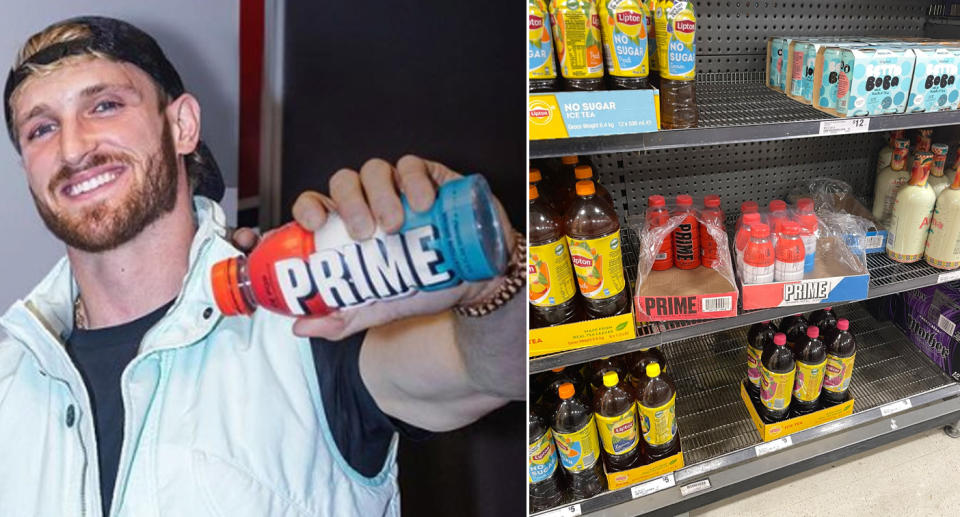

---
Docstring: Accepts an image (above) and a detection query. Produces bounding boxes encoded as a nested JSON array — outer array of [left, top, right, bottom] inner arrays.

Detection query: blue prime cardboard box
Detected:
[[906, 46, 960, 113], [528, 89, 660, 140], [835, 47, 916, 116]]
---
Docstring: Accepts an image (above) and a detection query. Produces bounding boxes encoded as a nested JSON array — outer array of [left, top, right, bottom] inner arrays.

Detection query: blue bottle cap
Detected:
[[438, 175, 508, 281]]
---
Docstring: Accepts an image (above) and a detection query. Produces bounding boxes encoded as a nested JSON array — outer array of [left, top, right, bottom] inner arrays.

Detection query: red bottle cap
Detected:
[[837, 319, 849, 331], [211, 257, 255, 316], [741, 201, 759, 213], [807, 326, 820, 339], [796, 198, 814, 213], [648, 194, 666, 207], [558, 382, 575, 400], [676, 194, 693, 206], [704, 194, 721, 208], [769, 200, 787, 212], [750, 223, 770, 239], [743, 212, 762, 226], [798, 213, 818, 232], [773, 333, 787, 346], [781, 221, 800, 235]]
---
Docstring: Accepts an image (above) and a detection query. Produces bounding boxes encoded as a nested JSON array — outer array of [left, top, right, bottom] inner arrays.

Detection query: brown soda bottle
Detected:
[[779, 314, 809, 354], [529, 409, 566, 512], [594, 371, 644, 471], [746, 321, 776, 403], [574, 165, 614, 206], [821, 318, 857, 407], [552, 382, 607, 499], [808, 306, 838, 334], [627, 347, 667, 391], [791, 325, 827, 417], [530, 184, 579, 326], [758, 333, 796, 423], [637, 362, 680, 461], [565, 180, 629, 318]]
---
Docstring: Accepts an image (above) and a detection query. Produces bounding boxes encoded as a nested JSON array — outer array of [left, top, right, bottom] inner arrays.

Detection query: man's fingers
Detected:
[[329, 168, 376, 239], [395, 155, 440, 212], [292, 191, 330, 231], [231, 227, 260, 252], [293, 314, 348, 341], [359, 158, 404, 233], [420, 157, 463, 185]]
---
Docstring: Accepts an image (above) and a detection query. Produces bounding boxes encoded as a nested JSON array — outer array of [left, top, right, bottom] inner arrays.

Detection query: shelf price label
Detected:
[[880, 399, 912, 417], [680, 479, 712, 497], [818, 118, 870, 135], [539, 504, 581, 517], [630, 473, 676, 499], [938, 270, 960, 284], [754, 436, 793, 456]]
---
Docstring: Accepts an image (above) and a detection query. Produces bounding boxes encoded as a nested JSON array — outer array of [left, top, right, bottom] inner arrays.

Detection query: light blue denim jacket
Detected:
[[0, 198, 400, 516]]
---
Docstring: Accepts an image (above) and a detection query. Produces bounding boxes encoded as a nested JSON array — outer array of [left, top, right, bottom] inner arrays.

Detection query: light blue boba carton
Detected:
[[834, 47, 916, 116], [787, 38, 859, 103], [906, 46, 960, 113], [813, 43, 873, 114]]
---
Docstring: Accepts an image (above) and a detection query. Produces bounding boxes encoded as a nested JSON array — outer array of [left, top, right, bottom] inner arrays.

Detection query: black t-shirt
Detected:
[[65, 302, 425, 517]]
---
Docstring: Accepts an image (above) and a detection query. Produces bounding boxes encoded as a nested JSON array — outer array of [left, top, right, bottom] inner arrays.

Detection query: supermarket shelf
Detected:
[[529, 81, 960, 159], [532, 305, 960, 517], [530, 232, 960, 374]]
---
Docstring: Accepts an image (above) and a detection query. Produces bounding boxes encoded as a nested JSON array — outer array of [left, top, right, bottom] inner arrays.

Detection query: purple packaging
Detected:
[[887, 283, 960, 381]]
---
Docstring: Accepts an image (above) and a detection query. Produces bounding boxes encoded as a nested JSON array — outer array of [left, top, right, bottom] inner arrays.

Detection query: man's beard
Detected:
[[31, 121, 180, 253]]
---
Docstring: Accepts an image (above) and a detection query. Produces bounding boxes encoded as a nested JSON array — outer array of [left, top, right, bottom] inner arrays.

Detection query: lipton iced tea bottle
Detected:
[[585, 356, 627, 395], [550, 0, 605, 91], [887, 152, 936, 263], [700, 195, 725, 268], [654, 0, 698, 128], [599, 0, 650, 89], [735, 212, 761, 273], [928, 143, 951, 197], [672, 195, 700, 269], [774, 221, 805, 282], [779, 314, 809, 354], [808, 306, 838, 334], [791, 326, 827, 417], [530, 185, 579, 325], [594, 371, 643, 471], [759, 333, 796, 423], [552, 382, 607, 499], [211, 175, 507, 317], [530, 0, 559, 92], [647, 195, 674, 271], [746, 321, 777, 403], [557, 155, 580, 211], [820, 318, 856, 407], [742, 223, 774, 284], [637, 362, 679, 461], [925, 163, 960, 270], [628, 347, 667, 390], [877, 130, 905, 172], [574, 165, 613, 205], [529, 409, 566, 511], [537, 367, 590, 418], [566, 180, 629, 318], [872, 139, 910, 224]]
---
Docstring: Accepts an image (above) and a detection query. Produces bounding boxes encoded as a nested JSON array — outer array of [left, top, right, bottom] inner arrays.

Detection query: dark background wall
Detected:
[[280, 2, 525, 515]]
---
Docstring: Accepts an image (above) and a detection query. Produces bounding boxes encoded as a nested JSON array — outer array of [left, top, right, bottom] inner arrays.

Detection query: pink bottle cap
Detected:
[[807, 326, 819, 339], [774, 333, 787, 345], [837, 319, 849, 331]]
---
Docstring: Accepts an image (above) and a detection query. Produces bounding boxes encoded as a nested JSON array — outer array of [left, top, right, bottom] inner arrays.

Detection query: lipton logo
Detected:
[[528, 99, 554, 125], [675, 20, 695, 33], [529, 264, 537, 275], [616, 10, 643, 25], [532, 446, 551, 461], [591, 14, 601, 28], [571, 254, 593, 268], [529, 15, 543, 30], [613, 421, 634, 434], [770, 426, 782, 433]]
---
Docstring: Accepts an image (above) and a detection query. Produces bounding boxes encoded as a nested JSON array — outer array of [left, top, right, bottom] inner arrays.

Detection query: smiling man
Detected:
[[0, 16, 524, 516]]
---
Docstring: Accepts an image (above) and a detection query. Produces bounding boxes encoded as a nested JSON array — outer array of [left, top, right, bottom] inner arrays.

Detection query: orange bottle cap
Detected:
[[530, 185, 539, 200], [211, 256, 254, 316], [575, 180, 596, 196], [551, 367, 565, 372], [561, 155, 578, 165], [558, 382, 575, 399], [529, 168, 542, 183], [574, 165, 594, 180]]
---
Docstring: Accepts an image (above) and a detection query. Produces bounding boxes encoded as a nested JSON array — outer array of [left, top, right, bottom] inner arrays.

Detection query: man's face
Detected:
[[12, 58, 180, 252]]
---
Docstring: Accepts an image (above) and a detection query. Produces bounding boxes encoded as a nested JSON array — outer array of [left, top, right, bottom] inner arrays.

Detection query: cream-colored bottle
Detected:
[[877, 130, 905, 172], [928, 143, 950, 197], [925, 165, 960, 270], [887, 152, 936, 264], [872, 139, 910, 224]]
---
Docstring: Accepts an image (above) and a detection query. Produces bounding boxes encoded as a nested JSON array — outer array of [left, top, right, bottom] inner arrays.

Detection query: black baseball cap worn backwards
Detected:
[[3, 15, 224, 201]]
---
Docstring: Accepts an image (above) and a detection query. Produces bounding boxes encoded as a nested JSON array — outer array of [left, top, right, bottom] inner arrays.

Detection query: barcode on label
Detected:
[[540, 504, 581, 517], [880, 399, 912, 417], [702, 296, 732, 313], [680, 479, 712, 497], [863, 235, 883, 250], [630, 473, 676, 499], [938, 270, 960, 284], [819, 118, 870, 135], [755, 436, 793, 456], [938, 314, 957, 336]]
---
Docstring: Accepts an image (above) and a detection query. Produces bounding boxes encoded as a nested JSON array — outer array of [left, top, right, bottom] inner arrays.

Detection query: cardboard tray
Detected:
[[529, 301, 637, 357], [604, 451, 684, 491], [635, 266, 739, 321], [740, 381, 854, 442], [529, 89, 660, 141]]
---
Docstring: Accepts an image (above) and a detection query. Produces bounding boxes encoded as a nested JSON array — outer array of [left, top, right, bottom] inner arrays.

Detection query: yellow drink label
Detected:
[[654, 0, 696, 80], [550, 0, 604, 79], [746, 346, 762, 387], [529, 430, 560, 483], [638, 393, 676, 446], [646, 0, 658, 71], [822, 354, 855, 393], [529, 0, 557, 80], [760, 366, 795, 410], [599, 0, 650, 78], [793, 358, 827, 402], [568, 230, 626, 300], [554, 416, 602, 472], [596, 406, 640, 456], [530, 239, 577, 307]]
